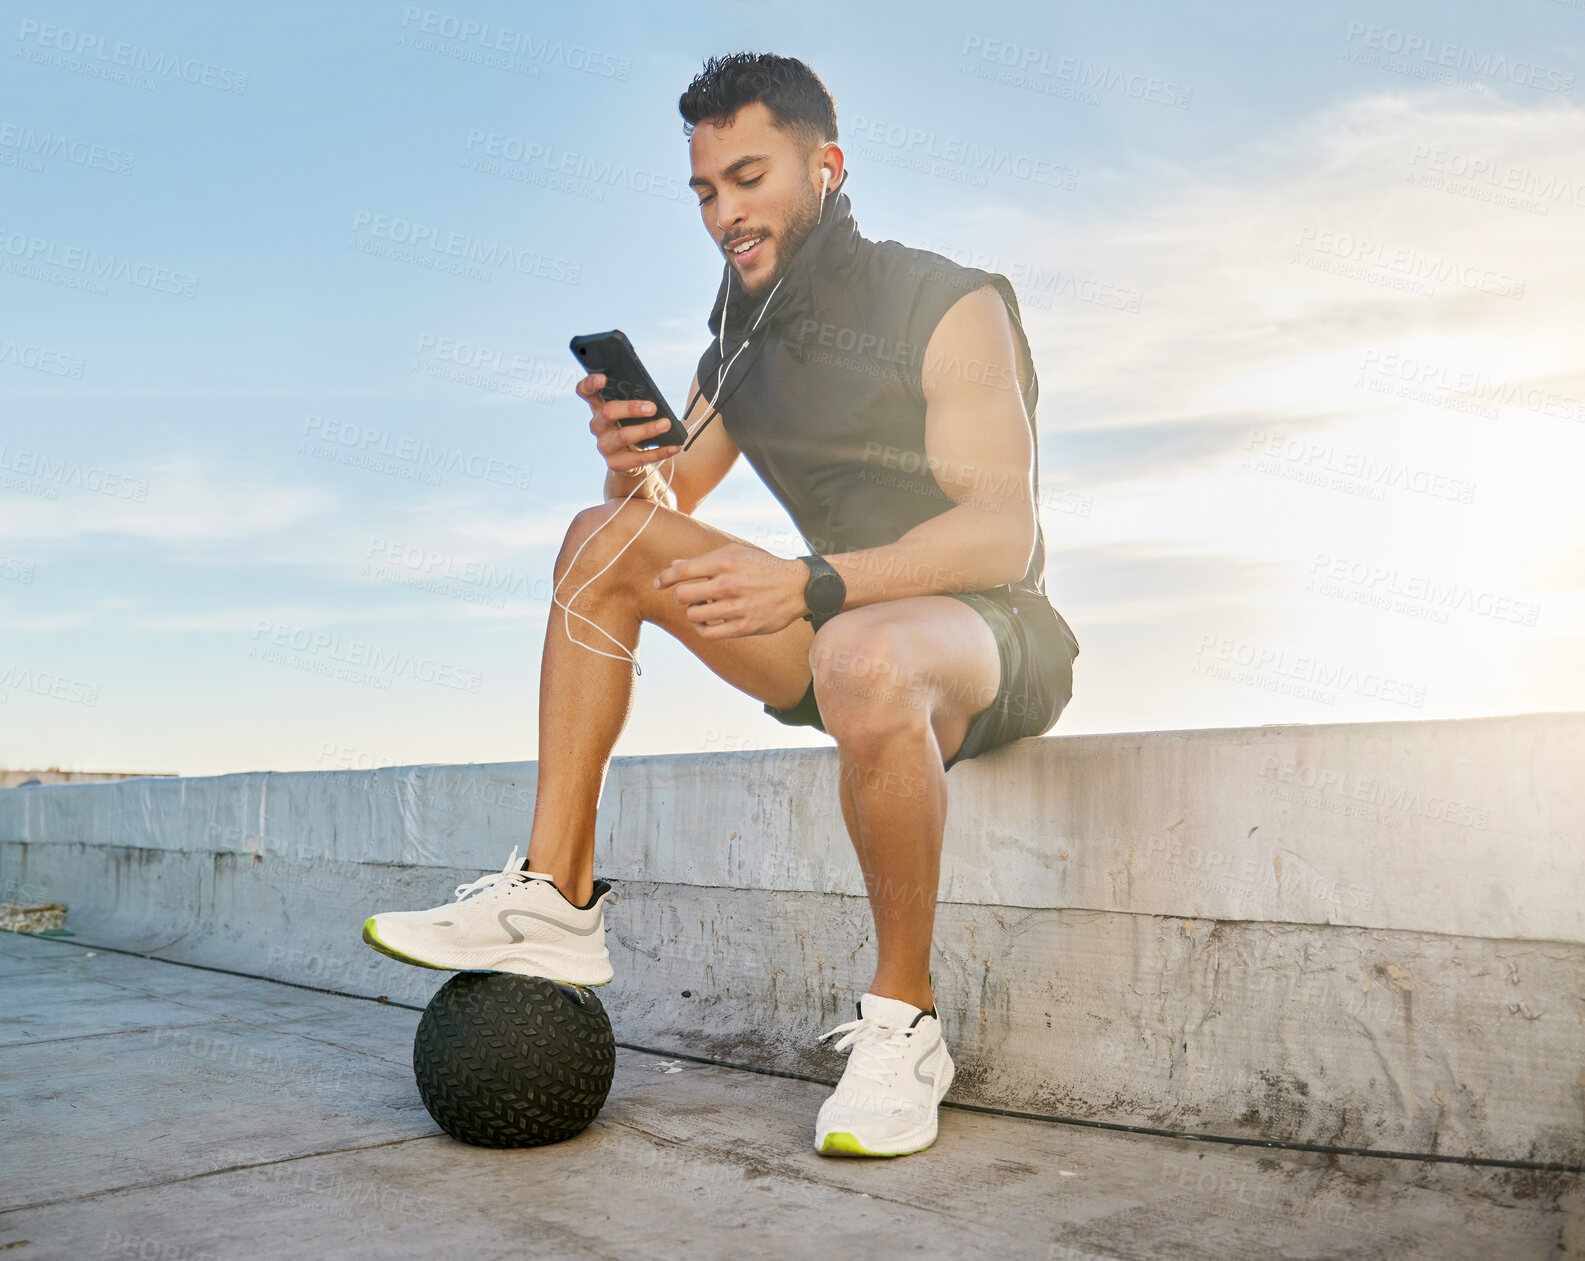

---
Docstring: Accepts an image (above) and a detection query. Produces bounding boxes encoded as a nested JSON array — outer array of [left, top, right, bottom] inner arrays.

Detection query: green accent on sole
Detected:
[[361, 918, 448, 971], [818, 1131, 932, 1158], [359, 917, 611, 987]]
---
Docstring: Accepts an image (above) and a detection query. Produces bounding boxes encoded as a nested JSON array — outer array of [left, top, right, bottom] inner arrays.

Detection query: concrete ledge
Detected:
[[4, 713, 1579, 941], [3, 712, 1581, 1165]]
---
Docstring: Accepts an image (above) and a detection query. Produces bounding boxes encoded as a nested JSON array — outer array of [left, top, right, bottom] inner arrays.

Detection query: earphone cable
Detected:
[[550, 172, 831, 674]]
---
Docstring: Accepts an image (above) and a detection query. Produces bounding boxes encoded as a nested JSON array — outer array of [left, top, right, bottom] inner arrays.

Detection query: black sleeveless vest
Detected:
[[693, 171, 1051, 601]]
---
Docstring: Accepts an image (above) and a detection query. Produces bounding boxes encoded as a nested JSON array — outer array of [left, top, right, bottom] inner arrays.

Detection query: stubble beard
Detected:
[[737, 182, 822, 298]]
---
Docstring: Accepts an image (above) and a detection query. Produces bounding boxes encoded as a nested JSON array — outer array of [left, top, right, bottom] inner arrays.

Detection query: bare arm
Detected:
[[823, 283, 1037, 607]]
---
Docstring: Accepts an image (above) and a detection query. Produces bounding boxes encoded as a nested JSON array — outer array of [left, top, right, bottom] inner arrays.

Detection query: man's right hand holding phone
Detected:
[[577, 372, 683, 500]]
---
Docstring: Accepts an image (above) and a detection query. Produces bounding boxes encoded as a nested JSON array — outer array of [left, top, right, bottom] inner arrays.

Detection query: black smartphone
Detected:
[[568, 330, 689, 451]]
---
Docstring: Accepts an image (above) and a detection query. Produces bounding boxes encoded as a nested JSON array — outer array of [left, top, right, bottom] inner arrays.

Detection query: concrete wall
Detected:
[[2, 712, 1580, 1164], [0, 769, 174, 788]]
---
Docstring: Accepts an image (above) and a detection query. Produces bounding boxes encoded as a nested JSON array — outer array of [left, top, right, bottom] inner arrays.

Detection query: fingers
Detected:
[[604, 430, 681, 474], [582, 375, 682, 470], [669, 579, 719, 606], [655, 552, 737, 595], [581, 373, 656, 425], [693, 615, 751, 639], [653, 557, 691, 592], [596, 417, 676, 450], [682, 596, 736, 631], [688, 602, 734, 625], [648, 561, 752, 635]]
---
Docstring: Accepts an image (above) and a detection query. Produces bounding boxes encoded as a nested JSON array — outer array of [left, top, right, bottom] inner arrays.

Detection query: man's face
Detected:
[[688, 101, 826, 297]]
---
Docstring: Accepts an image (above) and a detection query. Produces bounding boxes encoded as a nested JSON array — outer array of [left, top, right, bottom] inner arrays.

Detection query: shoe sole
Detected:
[[818, 1129, 936, 1157], [361, 917, 614, 987], [816, 1052, 955, 1157]]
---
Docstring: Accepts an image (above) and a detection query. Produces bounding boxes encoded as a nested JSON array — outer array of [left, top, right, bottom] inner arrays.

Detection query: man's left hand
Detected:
[[653, 545, 808, 638]]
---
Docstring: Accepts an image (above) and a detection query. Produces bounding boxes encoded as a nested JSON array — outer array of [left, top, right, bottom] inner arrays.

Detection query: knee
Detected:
[[555, 498, 656, 587], [810, 619, 931, 750]]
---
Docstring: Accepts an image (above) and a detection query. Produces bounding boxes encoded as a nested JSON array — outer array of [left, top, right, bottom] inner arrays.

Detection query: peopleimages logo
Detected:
[[1259, 755, 1490, 830], [1407, 145, 1585, 211], [1306, 552, 1541, 627], [249, 620, 484, 693], [959, 35, 1194, 108], [0, 225, 199, 297], [413, 332, 579, 403], [0, 337, 85, 379], [299, 415, 534, 489], [0, 664, 100, 707], [1342, 21, 1575, 95], [0, 445, 149, 499], [397, 7, 631, 79], [14, 19, 251, 93], [1241, 430, 1477, 505], [0, 555, 37, 584], [1294, 226, 1524, 300], [1193, 633, 1427, 709], [363, 537, 554, 609], [1356, 350, 1582, 423], [461, 130, 687, 202], [848, 115, 1079, 189], [350, 210, 581, 285], [0, 122, 135, 174]]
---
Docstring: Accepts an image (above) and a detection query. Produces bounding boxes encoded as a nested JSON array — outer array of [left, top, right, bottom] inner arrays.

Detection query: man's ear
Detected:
[[815, 143, 845, 189]]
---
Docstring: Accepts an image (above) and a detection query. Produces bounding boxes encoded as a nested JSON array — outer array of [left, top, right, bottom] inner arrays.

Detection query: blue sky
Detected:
[[2, 0, 1582, 775]]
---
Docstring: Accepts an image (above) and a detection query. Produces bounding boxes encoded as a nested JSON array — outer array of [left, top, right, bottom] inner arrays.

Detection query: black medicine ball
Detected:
[[413, 972, 616, 1147]]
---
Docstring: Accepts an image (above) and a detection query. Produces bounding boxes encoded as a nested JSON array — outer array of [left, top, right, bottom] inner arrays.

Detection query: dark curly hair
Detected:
[[678, 52, 837, 155]]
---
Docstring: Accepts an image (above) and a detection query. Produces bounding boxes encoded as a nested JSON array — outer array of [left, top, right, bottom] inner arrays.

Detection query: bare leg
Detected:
[[526, 497, 816, 906], [835, 743, 948, 1012], [817, 599, 1001, 1013], [525, 521, 641, 908]]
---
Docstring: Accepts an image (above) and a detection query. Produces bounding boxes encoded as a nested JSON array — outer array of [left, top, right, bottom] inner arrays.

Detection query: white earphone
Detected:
[[551, 165, 836, 674]]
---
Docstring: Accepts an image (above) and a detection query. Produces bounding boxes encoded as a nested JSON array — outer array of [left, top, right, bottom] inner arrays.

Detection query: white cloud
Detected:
[[0, 456, 334, 543]]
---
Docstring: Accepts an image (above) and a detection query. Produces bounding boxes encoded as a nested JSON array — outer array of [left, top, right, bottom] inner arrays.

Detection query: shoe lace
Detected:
[[452, 847, 535, 901], [816, 1015, 914, 1090], [450, 848, 620, 907]]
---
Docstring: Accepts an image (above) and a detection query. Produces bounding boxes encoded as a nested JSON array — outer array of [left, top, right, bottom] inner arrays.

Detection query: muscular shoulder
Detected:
[[920, 282, 1029, 403], [860, 242, 1031, 401]]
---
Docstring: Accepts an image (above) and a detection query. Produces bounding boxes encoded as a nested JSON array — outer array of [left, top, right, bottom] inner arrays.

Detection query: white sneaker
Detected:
[[361, 848, 619, 986], [813, 992, 955, 1157]]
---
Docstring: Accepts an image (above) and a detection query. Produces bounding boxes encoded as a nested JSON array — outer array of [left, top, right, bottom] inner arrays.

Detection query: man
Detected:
[[364, 52, 1079, 1158]]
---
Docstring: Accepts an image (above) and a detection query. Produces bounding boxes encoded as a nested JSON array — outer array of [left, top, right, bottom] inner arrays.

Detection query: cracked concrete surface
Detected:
[[2, 931, 1579, 1261]]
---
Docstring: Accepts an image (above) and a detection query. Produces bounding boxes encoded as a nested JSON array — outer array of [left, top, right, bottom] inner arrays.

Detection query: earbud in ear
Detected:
[[821, 169, 831, 189]]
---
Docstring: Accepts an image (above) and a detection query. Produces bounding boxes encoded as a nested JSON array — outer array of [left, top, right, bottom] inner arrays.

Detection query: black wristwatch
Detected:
[[797, 554, 847, 622]]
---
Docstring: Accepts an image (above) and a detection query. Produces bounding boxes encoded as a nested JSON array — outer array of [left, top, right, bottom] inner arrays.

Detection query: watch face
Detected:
[[809, 570, 844, 615]]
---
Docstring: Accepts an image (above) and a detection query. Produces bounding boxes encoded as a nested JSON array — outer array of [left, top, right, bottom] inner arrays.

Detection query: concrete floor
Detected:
[[1, 931, 1579, 1261]]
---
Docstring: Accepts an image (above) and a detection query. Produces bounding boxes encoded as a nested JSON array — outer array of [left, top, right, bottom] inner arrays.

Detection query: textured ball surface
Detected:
[[413, 972, 616, 1147]]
